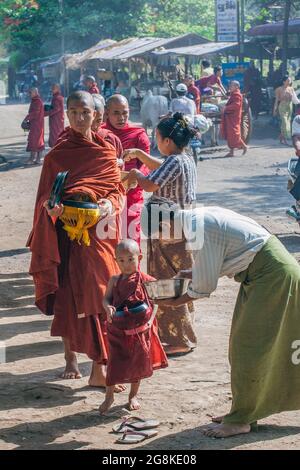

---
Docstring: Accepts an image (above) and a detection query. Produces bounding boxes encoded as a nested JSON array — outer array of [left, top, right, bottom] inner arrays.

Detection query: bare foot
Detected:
[[61, 353, 82, 379], [242, 145, 248, 155], [164, 345, 191, 356], [25, 157, 35, 165], [88, 362, 126, 393], [128, 395, 141, 411], [224, 152, 234, 158], [210, 415, 226, 423], [202, 423, 251, 438], [99, 396, 114, 415]]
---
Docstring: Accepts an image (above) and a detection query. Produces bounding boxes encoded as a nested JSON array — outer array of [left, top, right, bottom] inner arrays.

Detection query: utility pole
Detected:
[[58, 0, 66, 94], [282, 0, 291, 73], [240, 0, 245, 61]]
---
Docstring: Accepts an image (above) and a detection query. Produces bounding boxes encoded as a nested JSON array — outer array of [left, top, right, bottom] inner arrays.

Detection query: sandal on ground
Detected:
[[116, 429, 158, 444], [112, 416, 160, 433]]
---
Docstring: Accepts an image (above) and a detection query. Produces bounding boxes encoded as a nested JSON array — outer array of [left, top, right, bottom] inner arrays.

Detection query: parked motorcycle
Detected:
[[286, 157, 300, 222]]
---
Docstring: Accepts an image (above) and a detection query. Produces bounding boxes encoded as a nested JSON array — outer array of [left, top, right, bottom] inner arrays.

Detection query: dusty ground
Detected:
[[1, 104, 300, 450]]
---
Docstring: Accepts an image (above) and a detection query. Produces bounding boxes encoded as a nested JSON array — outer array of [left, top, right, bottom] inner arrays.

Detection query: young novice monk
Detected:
[[100, 239, 168, 413]]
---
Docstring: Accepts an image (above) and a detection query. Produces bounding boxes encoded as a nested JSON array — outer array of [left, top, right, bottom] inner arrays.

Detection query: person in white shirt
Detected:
[[155, 205, 300, 439], [170, 83, 196, 118]]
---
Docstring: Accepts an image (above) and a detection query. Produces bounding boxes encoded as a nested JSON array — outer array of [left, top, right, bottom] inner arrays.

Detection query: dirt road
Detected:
[[0, 104, 300, 450]]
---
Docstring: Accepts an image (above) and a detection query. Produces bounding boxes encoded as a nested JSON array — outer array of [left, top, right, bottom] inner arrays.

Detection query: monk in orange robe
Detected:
[[102, 95, 150, 245], [27, 91, 125, 388], [220, 81, 248, 157]]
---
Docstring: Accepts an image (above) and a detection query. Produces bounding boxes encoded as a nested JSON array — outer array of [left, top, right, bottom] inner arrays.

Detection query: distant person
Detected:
[[23, 87, 45, 164], [196, 65, 227, 97], [201, 60, 214, 77], [85, 75, 100, 94], [170, 83, 196, 117], [220, 80, 247, 157], [44, 84, 65, 147], [274, 75, 300, 145], [244, 61, 262, 119], [184, 75, 201, 113]]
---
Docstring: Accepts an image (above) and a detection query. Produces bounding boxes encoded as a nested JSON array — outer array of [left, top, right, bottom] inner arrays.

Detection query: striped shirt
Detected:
[[147, 153, 197, 207], [185, 207, 271, 299]]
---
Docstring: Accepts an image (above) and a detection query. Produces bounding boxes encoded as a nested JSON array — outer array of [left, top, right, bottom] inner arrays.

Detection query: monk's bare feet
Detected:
[[88, 362, 126, 393], [99, 396, 115, 415], [224, 152, 234, 158], [61, 353, 82, 379], [128, 395, 141, 411], [202, 423, 251, 438]]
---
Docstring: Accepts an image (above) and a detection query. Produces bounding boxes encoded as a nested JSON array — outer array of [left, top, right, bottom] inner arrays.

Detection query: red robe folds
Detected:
[[106, 271, 168, 385], [220, 89, 245, 149], [27, 129, 125, 362], [45, 92, 65, 147], [25, 94, 45, 152], [102, 120, 150, 245]]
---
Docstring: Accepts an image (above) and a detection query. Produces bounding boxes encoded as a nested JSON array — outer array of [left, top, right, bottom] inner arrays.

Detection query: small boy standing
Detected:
[[100, 239, 168, 413]]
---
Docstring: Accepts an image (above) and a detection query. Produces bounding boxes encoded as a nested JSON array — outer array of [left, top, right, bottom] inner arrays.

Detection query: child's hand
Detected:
[[43, 200, 64, 217], [106, 305, 116, 323]]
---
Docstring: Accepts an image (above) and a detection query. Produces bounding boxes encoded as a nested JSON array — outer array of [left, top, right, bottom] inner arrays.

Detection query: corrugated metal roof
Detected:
[[86, 37, 164, 61], [152, 42, 238, 57], [247, 18, 300, 36], [65, 39, 116, 69], [86, 34, 211, 61]]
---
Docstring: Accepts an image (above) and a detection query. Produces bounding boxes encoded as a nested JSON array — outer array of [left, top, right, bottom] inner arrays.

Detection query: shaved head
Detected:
[[67, 90, 95, 110], [106, 94, 129, 110], [105, 94, 129, 129], [116, 239, 140, 256], [92, 94, 105, 113]]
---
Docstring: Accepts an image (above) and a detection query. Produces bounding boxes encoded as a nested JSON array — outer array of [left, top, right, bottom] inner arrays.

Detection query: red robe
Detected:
[[57, 126, 123, 159], [25, 95, 45, 152], [44, 92, 65, 147], [27, 129, 125, 362], [220, 89, 245, 149], [102, 120, 150, 245], [106, 271, 168, 385], [188, 84, 201, 113]]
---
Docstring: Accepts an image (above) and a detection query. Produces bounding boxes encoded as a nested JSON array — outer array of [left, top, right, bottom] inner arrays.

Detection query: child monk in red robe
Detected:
[[24, 87, 45, 164], [220, 80, 248, 157], [102, 95, 150, 245], [44, 84, 65, 148], [100, 239, 168, 414], [27, 91, 125, 389]]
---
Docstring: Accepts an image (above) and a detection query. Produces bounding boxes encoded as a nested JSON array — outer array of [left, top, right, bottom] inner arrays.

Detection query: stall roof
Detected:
[[152, 41, 238, 57], [247, 18, 300, 36], [65, 39, 116, 69], [81, 33, 210, 62]]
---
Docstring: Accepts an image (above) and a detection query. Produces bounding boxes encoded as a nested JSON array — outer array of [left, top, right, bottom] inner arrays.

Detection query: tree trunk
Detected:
[[282, 0, 292, 73]]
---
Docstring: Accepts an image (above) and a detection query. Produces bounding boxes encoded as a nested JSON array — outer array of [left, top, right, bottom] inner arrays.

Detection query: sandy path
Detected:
[[0, 104, 300, 450]]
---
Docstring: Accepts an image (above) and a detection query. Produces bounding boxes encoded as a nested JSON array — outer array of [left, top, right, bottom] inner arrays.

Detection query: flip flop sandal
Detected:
[[116, 429, 158, 444], [112, 416, 160, 433], [48, 171, 69, 209]]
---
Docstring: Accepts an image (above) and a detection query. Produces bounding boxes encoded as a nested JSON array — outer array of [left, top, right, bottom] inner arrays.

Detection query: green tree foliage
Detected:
[[0, 0, 216, 65]]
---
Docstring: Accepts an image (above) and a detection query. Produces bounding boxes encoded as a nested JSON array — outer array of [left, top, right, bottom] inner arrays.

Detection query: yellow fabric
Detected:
[[59, 205, 101, 246]]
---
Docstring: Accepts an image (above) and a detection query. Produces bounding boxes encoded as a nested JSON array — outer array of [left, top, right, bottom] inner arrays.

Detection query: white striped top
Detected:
[[185, 207, 271, 298], [147, 153, 197, 207]]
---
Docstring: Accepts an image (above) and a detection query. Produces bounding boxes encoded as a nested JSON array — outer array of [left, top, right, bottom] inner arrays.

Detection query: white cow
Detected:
[[140, 90, 169, 148]]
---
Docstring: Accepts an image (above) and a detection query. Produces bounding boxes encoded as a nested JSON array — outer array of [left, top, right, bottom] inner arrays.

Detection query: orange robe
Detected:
[[221, 89, 245, 150], [27, 129, 124, 362]]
